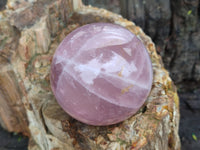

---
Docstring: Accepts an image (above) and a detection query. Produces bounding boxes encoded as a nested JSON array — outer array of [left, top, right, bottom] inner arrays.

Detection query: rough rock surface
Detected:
[[82, 0, 120, 14], [0, 0, 180, 150]]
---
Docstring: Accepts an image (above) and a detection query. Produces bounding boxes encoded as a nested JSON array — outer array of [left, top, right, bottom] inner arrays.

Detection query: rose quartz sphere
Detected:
[[50, 23, 153, 126]]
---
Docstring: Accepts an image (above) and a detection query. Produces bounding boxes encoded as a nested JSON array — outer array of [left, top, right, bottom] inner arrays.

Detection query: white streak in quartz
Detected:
[[100, 71, 149, 90], [55, 53, 148, 108], [56, 67, 114, 107], [74, 63, 100, 85], [54, 55, 67, 65], [75, 64, 145, 89], [57, 68, 146, 108], [55, 54, 147, 90], [136, 35, 142, 41], [74, 30, 134, 58], [101, 51, 137, 74], [71, 31, 86, 40], [57, 65, 135, 108], [92, 25, 103, 33], [123, 48, 132, 56], [74, 51, 137, 84], [55, 53, 150, 96]]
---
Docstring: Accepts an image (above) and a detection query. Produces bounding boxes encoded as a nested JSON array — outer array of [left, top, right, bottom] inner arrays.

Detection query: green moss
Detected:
[[25, 53, 40, 74], [0, 36, 8, 49], [40, 79, 49, 87], [192, 133, 197, 141], [116, 138, 128, 146], [17, 136, 22, 142], [187, 10, 192, 15]]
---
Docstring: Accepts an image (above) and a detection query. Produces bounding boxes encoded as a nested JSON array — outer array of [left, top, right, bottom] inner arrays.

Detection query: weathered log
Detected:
[[0, 0, 180, 149]]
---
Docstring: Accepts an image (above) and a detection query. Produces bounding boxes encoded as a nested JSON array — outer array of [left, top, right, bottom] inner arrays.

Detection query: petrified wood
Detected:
[[0, 0, 180, 149]]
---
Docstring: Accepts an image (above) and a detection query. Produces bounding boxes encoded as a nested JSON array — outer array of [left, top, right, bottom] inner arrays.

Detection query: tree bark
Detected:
[[0, 0, 180, 149]]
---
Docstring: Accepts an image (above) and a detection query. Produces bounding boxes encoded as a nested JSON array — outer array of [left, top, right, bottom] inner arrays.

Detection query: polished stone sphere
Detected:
[[50, 23, 153, 125]]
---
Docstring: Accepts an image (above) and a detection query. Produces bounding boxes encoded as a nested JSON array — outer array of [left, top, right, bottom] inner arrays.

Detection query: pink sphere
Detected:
[[50, 23, 153, 126]]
